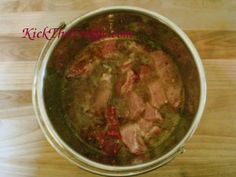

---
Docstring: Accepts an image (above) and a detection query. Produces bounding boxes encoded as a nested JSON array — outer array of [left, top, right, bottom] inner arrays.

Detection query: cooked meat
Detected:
[[139, 65, 151, 80], [148, 80, 168, 109], [143, 103, 163, 122], [144, 126, 161, 140], [138, 118, 154, 136], [93, 73, 112, 114], [128, 91, 145, 120], [63, 39, 184, 162], [138, 104, 162, 140], [99, 40, 117, 58], [120, 123, 147, 155], [120, 69, 139, 95], [151, 50, 183, 109], [66, 56, 99, 78]]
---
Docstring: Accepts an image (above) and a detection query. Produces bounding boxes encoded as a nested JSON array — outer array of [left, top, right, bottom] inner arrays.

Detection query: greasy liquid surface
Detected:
[[61, 38, 185, 165]]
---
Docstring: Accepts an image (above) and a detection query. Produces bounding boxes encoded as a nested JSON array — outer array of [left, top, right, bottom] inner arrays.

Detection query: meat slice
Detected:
[[93, 73, 112, 114], [121, 115, 162, 154], [143, 103, 163, 123], [159, 64, 183, 108], [127, 41, 147, 54], [120, 123, 147, 155], [148, 80, 167, 109], [151, 50, 183, 108], [138, 118, 154, 136], [99, 40, 117, 58], [138, 104, 163, 140], [128, 91, 145, 120], [139, 65, 151, 80], [121, 59, 132, 72], [120, 69, 139, 95], [144, 126, 161, 140], [66, 55, 99, 78], [151, 50, 170, 69], [115, 60, 139, 96], [138, 119, 162, 140]]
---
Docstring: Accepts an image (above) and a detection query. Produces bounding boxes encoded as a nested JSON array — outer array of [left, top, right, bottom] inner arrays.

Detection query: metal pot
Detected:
[[33, 6, 207, 176]]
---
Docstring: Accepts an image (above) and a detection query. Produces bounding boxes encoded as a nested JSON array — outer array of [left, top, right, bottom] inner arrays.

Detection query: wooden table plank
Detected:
[[0, 0, 236, 13], [0, 37, 44, 61], [0, 61, 35, 90], [188, 31, 236, 59], [0, 59, 236, 177]]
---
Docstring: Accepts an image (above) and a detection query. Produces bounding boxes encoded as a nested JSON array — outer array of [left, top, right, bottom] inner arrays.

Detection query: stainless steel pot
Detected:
[[33, 6, 207, 176]]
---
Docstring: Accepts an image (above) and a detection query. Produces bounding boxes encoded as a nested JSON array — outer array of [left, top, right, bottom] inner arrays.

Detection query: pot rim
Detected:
[[32, 6, 207, 176]]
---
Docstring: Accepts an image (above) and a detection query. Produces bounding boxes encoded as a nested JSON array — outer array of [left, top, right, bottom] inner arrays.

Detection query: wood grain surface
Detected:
[[0, 1, 236, 177]]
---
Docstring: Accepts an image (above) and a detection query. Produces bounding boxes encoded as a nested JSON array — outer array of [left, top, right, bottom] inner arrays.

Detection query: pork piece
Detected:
[[121, 107, 162, 154], [120, 123, 147, 155], [114, 79, 123, 96], [138, 118, 161, 139], [138, 104, 163, 139], [98, 40, 117, 58], [121, 59, 132, 72], [151, 50, 183, 108], [128, 91, 145, 120], [93, 73, 112, 114], [144, 126, 161, 140], [120, 69, 139, 95], [66, 59, 98, 78], [121, 117, 162, 154], [138, 118, 154, 136], [143, 103, 163, 123], [114, 60, 138, 96], [148, 80, 168, 109], [127, 41, 147, 54], [139, 65, 151, 80]]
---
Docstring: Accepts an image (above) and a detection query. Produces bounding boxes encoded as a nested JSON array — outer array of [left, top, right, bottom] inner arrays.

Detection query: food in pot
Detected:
[[62, 38, 184, 164]]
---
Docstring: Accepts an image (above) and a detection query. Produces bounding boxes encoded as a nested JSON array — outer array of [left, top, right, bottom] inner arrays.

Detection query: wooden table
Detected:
[[0, 1, 236, 177]]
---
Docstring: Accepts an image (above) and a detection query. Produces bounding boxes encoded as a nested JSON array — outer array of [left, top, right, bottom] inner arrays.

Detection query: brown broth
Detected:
[[61, 38, 184, 164], [43, 11, 199, 166]]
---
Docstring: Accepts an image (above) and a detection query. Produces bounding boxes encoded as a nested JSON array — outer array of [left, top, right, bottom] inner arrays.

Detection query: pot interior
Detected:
[[43, 10, 200, 166]]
